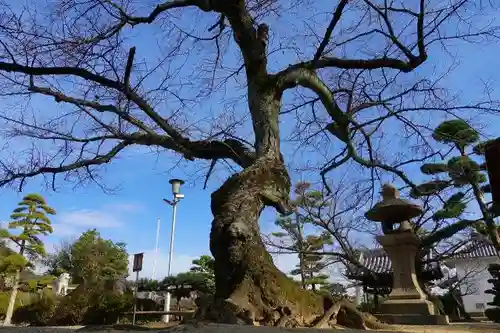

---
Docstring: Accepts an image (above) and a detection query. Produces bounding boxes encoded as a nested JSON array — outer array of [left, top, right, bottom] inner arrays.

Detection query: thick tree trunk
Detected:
[[206, 155, 323, 326], [191, 82, 386, 329], [194, 156, 387, 329], [296, 212, 307, 290], [484, 139, 500, 250], [485, 138, 500, 216]]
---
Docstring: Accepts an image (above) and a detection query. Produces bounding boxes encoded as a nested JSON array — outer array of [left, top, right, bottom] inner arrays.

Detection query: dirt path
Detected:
[[388, 323, 500, 333]]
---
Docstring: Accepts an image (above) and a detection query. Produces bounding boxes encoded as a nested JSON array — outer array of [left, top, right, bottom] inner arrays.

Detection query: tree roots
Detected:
[[192, 295, 392, 330]]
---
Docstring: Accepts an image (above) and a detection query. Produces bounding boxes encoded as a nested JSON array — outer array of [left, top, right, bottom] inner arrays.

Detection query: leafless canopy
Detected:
[[0, 0, 498, 192]]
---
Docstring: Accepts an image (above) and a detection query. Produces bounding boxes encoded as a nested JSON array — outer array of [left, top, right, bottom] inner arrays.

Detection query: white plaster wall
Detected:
[[452, 257, 499, 313], [355, 285, 362, 305]]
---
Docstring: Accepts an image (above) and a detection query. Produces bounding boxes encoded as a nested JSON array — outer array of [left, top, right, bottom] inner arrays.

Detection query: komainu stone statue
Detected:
[[52, 272, 71, 296]]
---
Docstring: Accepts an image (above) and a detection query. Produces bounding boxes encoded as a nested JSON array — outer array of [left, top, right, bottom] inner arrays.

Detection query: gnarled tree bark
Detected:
[[208, 156, 322, 326], [1, 0, 486, 329], [204, 84, 322, 325], [192, 80, 385, 328]]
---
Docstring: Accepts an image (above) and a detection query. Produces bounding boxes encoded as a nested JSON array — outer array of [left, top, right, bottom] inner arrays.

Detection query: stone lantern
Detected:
[[365, 184, 448, 325]]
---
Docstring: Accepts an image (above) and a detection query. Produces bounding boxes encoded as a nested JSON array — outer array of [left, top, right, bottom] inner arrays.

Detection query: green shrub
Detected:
[[8, 281, 133, 326], [83, 292, 133, 325], [49, 283, 133, 326], [0, 291, 33, 318], [0, 291, 12, 316], [12, 293, 56, 326], [49, 290, 89, 325]]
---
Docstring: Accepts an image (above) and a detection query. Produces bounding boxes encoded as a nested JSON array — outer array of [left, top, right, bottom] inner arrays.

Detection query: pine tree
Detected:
[[272, 181, 332, 291], [0, 240, 28, 278], [190, 255, 215, 276], [290, 233, 332, 291], [189, 255, 215, 293], [411, 120, 499, 247], [1, 193, 55, 325]]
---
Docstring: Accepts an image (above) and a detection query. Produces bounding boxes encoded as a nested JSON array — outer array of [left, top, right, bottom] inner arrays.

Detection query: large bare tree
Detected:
[[0, 0, 499, 328]]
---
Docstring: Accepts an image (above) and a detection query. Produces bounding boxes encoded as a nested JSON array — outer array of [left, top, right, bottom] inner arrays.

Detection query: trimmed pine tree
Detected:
[[411, 120, 499, 248], [273, 181, 333, 291], [1, 194, 55, 326]]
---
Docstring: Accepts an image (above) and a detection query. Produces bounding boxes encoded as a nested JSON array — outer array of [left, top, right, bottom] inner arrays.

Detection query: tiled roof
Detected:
[[350, 234, 498, 276], [359, 248, 392, 274], [355, 248, 437, 275], [451, 235, 499, 259]]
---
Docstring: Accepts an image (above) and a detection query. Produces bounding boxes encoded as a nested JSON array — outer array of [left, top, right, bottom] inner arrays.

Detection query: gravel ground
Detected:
[[0, 327, 83, 332], [0, 322, 498, 333], [0, 323, 395, 333], [393, 322, 500, 333]]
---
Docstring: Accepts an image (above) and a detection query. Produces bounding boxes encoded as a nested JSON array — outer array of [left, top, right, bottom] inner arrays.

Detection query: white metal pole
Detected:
[[152, 218, 161, 280], [162, 200, 178, 323], [132, 270, 140, 326]]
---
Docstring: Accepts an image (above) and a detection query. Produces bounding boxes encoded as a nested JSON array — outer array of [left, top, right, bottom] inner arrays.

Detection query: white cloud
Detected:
[[2, 202, 137, 240], [56, 209, 122, 228], [50, 202, 140, 237], [51, 223, 80, 237], [105, 202, 143, 213]]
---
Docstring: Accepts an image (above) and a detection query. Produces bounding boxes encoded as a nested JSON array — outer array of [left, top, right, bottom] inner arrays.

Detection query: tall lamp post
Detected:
[[162, 178, 185, 323]]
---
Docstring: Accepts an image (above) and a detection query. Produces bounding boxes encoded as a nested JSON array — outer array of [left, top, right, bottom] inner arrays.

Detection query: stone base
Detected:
[[467, 311, 486, 318], [376, 299, 449, 325], [379, 299, 434, 316], [376, 314, 450, 325]]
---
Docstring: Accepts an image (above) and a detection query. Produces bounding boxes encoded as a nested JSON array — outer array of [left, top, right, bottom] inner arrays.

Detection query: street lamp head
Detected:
[[169, 178, 185, 195]]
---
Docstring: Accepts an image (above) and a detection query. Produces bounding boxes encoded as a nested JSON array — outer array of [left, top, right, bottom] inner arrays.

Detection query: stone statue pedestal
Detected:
[[375, 231, 449, 325]]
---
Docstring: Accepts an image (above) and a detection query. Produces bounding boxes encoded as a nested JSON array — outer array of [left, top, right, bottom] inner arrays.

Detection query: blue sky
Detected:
[[1, 1, 500, 281]]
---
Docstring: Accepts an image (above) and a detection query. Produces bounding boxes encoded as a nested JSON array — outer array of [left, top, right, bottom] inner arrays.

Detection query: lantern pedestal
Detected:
[[374, 231, 449, 325]]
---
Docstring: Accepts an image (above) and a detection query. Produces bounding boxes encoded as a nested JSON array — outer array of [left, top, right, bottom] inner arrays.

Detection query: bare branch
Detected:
[[0, 139, 132, 190], [312, 0, 349, 66]]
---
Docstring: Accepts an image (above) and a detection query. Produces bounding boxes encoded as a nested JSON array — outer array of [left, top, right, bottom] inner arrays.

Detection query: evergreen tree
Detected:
[[272, 181, 332, 290], [411, 120, 499, 248], [0, 240, 28, 279], [290, 234, 332, 291], [190, 255, 215, 276], [70, 229, 128, 284], [43, 240, 74, 276], [189, 255, 215, 293], [43, 230, 128, 288], [137, 255, 215, 298], [137, 278, 161, 292], [0, 193, 55, 325]]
